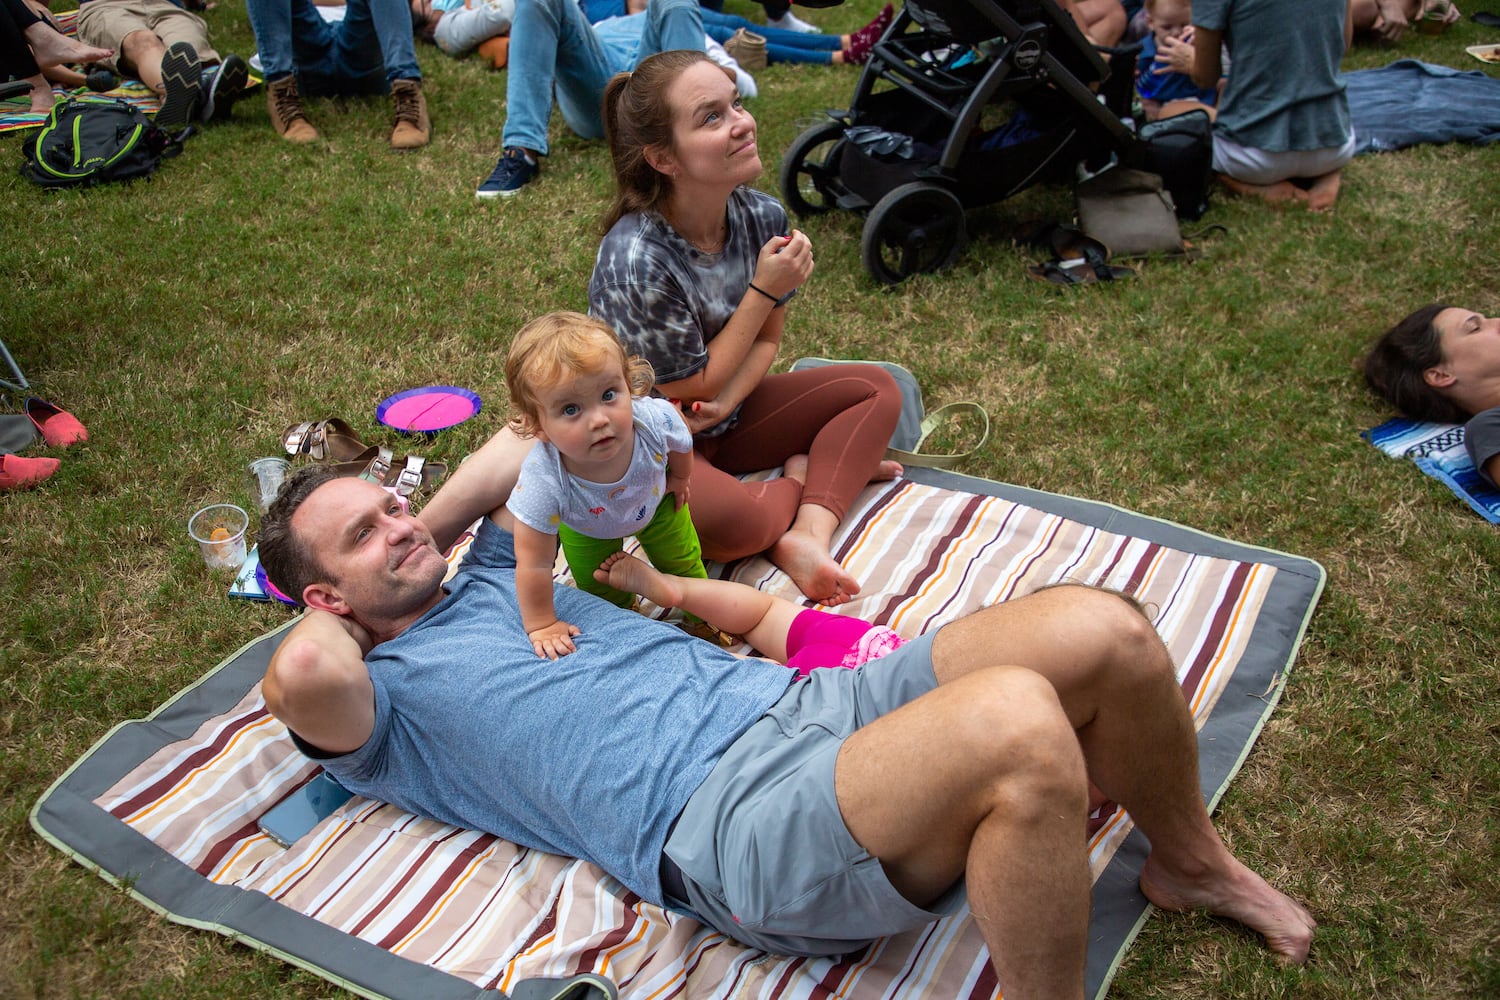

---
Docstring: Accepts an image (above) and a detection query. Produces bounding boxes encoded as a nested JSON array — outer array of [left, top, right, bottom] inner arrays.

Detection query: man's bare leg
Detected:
[[834, 586, 1313, 997], [934, 587, 1315, 961], [594, 551, 801, 662], [120, 29, 167, 94], [836, 664, 1093, 998]]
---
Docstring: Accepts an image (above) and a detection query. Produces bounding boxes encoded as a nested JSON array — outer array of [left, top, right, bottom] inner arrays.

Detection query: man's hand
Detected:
[[529, 619, 581, 659]]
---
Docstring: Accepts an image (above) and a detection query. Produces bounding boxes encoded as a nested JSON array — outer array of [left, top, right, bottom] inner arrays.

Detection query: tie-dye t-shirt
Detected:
[[589, 187, 792, 397]]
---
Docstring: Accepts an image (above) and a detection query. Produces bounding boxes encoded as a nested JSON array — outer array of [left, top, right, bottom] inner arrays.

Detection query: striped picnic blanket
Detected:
[[32, 465, 1324, 1000], [0, 9, 260, 135], [1363, 416, 1500, 524]]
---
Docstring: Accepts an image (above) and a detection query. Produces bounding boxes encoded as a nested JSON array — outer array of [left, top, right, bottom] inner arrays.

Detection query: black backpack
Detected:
[[1138, 109, 1213, 222], [21, 97, 183, 189]]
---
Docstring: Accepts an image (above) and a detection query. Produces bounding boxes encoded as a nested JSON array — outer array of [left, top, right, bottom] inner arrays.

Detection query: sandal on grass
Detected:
[[282, 417, 369, 462], [331, 445, 446, 496], [1026, 257, 1135, 285]]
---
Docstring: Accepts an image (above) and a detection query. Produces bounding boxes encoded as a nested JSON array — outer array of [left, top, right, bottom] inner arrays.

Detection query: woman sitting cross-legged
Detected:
[[588, 49, 903, 605]]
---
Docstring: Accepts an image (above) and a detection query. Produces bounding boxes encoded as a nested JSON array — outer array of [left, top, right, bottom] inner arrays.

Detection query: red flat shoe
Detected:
[[0, 453, 60, 489], [24, 397, 88, 448]]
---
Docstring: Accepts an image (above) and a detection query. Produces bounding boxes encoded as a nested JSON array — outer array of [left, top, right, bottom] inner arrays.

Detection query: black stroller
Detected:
[[779, 0, 1145, 284]]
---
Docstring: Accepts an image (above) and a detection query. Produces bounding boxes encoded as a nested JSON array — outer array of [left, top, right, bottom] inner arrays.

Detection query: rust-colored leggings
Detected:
[[692, 364, 901, 562]]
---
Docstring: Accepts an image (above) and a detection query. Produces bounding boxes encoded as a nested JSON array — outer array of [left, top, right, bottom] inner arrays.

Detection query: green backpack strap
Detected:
[[507, 973, 618, 1000], [883, 400, 990, 470]]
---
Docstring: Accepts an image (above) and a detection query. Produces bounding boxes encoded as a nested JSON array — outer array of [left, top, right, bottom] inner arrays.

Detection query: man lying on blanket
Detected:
[[257, 429, 1315, 998]]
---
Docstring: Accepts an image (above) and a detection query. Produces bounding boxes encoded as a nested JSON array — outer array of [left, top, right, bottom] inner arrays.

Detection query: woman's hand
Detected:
[[752, 229, 815, 299], [681, 397, 728, 434], [1154, 29, 1197, 74]]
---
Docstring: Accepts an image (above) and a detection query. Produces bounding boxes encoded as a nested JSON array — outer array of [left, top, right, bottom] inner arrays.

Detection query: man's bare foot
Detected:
[[23, 22, 114, 69], [782, 454, 808, 486], [1139, 853, 1316, 965], [770, 528, 859, 606], [872, 459, 903, 482], [1305, 169, 1342, 213], [1218, 174, 1309, 205], [595, 550, 680, 609]]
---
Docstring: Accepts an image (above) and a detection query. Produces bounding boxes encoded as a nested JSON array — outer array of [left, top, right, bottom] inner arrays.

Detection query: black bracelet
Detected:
[[748, 282, 779, 304]]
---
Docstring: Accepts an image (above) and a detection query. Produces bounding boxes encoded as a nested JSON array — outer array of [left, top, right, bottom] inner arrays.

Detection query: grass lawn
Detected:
[[2, 2, 1498, 997]]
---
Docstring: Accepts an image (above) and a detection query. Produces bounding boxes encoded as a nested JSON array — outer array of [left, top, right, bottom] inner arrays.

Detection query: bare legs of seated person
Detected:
[[1350, 0, 1460, 43], [1218, 170, 1342, 213], [20, 18, 113, 111]]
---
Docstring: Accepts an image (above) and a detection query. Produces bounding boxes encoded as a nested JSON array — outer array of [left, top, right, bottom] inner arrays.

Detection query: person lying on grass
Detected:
[[255, 434, 1316, 999], [1364, 303, 1500, 487]]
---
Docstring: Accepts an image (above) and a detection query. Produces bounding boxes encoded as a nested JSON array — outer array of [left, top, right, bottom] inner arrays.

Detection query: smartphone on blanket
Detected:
[[258, 772, 353, 849]]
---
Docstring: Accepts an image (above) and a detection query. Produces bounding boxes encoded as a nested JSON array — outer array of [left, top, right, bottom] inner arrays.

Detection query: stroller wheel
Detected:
[[780, 121, 847, 218], [861, 182, 967, 285]]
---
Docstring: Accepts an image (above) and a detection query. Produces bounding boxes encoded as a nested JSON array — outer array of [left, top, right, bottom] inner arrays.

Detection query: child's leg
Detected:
[[594, 552, 799, 661], [558, 526, 634, 607]]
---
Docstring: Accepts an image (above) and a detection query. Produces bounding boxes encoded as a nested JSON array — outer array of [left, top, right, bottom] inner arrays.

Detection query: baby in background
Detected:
[[504, 311, 713, 659], [1135, 0, 1221, 121]]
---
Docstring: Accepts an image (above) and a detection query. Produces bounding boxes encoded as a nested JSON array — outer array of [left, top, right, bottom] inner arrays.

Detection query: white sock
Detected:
[[766, 11, 817, 33], [704, 34, 756, 98]]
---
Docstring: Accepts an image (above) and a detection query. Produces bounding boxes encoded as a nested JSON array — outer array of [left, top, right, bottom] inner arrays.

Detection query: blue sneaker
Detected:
[[476, 147, 539, 198]]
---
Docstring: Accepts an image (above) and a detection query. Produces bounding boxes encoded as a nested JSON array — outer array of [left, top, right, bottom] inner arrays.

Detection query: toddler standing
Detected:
[[505, 311, 711, 658]]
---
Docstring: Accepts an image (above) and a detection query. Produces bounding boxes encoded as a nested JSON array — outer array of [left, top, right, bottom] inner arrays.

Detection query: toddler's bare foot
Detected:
[[1139, 853, 1316, 965], [1305, 169, 1342, 213], [782, 454, 809, 485], [595, 550, 681, 609], [770, 528, 859, 606], [23, 22, 113, 68]]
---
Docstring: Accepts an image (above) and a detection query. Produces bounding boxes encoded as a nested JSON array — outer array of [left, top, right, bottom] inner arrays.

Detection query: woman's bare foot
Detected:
[[595, 550, 680, 609], [770, 528, 859, 606], [1305, 169, 1342, 213], [1139, 853, 1317, 965], [23, 21, 114, 68], [1218, 173, 1309, 205], [872, 459, 903, 482]]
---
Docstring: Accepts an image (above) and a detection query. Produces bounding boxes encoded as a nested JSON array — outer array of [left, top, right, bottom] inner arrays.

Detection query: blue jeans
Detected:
[[702, 8, 838, 64], [246, 0, 421, 94], [502, 0, 702, 154]]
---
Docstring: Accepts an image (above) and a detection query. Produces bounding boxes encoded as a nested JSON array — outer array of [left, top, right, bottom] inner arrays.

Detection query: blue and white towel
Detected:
[[1363, 417, 1500, 524], [1345, 59, 1500, 156]]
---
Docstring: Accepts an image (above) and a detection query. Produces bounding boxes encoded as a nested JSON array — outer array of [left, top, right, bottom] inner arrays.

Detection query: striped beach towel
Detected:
[[0, 9, 260, 135], [32, 465, 1324, 1000], [1363, 417, 1500, 524]]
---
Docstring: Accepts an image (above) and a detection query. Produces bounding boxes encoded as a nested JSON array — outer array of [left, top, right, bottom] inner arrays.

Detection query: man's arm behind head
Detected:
[[265, 610, 378, 755]]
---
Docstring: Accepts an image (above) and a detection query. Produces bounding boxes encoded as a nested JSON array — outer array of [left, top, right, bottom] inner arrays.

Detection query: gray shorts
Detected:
[[661, 629, 966, 956]]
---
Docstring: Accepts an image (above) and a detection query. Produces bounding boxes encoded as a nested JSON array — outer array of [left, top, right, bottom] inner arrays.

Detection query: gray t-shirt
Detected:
[[314, 518, 795, 905], [1465, 407, 1500, 489], [508, 395, 692, 539], [1193, 0, 1351, 151], [589, 186, 791, 390]]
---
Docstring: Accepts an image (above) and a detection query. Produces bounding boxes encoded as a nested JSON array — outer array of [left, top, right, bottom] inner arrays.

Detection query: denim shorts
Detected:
[[660, 629, 967, 956]]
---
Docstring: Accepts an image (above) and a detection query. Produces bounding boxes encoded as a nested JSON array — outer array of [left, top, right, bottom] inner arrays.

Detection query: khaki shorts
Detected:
[[76, 0, 218, 75], [661, 629, 967, 956]]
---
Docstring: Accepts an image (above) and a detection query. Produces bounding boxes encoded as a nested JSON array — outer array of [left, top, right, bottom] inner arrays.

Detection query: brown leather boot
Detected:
[[266, 75, 318, 142], [389, 78, 430, 150]]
